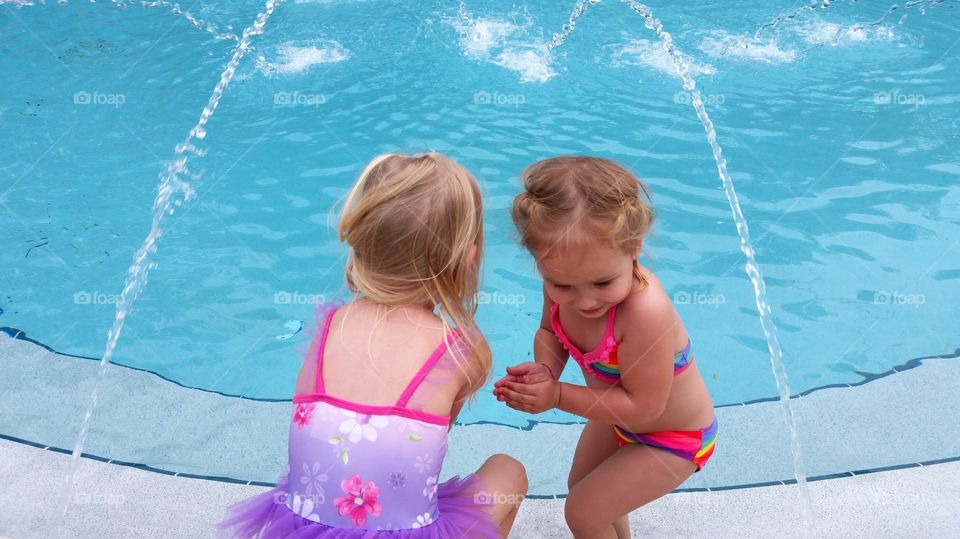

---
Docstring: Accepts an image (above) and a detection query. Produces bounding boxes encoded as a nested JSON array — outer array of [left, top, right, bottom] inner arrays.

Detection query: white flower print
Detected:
[[414, 453, 434, 473], [300, 461, 328, 502], [423, 475, 438, 500], [314, 402, 337, 420], [306, 404, 338, 441], [290, 493, 321, 523], [411, 512, 434, 528], [339, 411, 389, 443], [397, 419, 423, 434]]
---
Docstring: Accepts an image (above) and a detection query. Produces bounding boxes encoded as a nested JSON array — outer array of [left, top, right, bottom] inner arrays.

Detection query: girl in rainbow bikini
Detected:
[[493, 156, 717, 539]]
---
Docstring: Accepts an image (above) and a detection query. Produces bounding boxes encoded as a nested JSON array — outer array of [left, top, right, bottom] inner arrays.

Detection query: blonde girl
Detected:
[[221, 152, 527, 538]]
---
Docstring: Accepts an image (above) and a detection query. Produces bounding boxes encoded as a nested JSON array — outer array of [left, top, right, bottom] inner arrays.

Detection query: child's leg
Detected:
[[475, 453, 528, 538], [567, 421, 630, 539], [565, 442, 696, 539]]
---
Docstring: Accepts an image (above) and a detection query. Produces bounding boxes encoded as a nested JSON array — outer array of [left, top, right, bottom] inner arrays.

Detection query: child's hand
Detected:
[[493, 362, 560, 414], [492, 362, 552, 398]]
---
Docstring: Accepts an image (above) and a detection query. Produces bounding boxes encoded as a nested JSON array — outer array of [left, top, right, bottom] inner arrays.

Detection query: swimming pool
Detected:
[[2, 0, 958, 499]]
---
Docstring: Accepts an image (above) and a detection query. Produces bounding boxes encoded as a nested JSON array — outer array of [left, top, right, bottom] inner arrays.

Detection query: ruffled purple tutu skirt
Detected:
[[217, 474, 499, 539]]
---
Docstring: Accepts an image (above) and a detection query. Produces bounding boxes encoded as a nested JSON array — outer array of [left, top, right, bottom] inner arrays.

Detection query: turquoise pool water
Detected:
[[2, 0, 958, 432]]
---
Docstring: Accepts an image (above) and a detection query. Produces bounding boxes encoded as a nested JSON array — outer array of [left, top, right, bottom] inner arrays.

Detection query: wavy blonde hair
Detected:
[[512, 156, 655, 288], [338, 152, 490, 400]]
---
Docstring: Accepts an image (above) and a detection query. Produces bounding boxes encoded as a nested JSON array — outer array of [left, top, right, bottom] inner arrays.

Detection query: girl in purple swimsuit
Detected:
[[219, 152, 527, 538], [494, 156, 717, 539]]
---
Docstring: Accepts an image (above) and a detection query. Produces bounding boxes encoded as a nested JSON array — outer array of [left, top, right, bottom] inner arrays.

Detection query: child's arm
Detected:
[[556, 314, 675, 424], [499, 292, 677, 425], [493, 294, 569, 401], [533, 293, 569, 379]]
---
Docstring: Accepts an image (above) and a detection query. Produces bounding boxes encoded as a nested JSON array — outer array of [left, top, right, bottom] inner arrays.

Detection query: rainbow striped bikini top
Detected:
[[550, 303, 694, 385]]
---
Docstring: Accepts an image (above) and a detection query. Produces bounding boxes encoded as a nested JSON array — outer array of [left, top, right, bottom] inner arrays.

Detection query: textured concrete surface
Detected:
[[3, 332, 960, 537], [1, 438, 957, 538], [2, 333, 959, 494]]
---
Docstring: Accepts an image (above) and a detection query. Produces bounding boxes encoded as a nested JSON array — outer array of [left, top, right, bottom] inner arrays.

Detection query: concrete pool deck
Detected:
[[2, 331, 959, 536], [1, 438, 958, 538]]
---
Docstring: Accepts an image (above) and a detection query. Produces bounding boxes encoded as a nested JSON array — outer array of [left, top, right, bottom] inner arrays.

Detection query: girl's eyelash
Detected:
[[595, 280, 611, 287]]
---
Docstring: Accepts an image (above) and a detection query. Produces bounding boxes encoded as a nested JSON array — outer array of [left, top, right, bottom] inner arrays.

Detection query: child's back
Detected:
[[218, 153, 526, 538], [302, 301, 461, 414], [282, 300, 477, 532]]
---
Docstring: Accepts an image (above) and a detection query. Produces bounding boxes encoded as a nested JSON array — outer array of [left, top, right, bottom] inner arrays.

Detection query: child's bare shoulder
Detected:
[[618, 266, 675, 331]]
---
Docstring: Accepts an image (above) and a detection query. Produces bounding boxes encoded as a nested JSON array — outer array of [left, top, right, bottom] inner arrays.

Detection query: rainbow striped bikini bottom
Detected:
[[613, 417, 718, 471]]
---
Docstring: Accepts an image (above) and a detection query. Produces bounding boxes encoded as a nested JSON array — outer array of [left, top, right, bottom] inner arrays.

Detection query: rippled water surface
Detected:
[[2, 0, 958, 427]]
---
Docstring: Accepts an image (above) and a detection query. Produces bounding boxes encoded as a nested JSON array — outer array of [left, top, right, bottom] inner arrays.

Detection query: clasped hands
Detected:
[[492, 362, 561, 414]]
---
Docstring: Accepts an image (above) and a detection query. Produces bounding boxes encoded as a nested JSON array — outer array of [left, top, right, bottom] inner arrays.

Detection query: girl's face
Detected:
[[536, 241, 638, 319]]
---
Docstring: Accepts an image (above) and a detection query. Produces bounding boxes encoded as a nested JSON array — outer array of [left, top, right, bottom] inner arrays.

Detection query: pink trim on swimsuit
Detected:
[[293, 306, 456, 427], [550, 304, 696, 385], [550, 303, 621, 385]]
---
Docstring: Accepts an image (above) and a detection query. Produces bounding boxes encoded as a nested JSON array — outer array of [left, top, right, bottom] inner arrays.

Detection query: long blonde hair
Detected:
[[338, 152, 490, 400]]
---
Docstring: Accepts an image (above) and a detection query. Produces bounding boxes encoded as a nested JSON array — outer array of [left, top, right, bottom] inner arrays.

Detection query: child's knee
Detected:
[[565, 492, 603, 535], [486, 453, 528, 494], [564, 497, 590, 535]]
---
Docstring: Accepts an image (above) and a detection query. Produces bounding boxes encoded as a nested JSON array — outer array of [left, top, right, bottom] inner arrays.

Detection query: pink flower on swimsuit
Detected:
[[335, 474, 383, 527], [293, 402, 314, 429]]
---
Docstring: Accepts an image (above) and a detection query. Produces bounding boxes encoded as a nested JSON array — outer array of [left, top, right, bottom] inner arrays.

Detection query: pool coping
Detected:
[[2, 436, 958, 539], [3, 323, 957, 413], [2, 427, 958, 498], [2, 324, 960, 497]]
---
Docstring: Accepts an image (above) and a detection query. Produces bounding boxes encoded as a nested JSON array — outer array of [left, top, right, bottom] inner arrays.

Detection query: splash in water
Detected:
[[453, 3, 556, 83], [833, 0, 946, 39], [56, 0, 284, 535], [454, 0, 605, 83], [755, 0, 945, 41]]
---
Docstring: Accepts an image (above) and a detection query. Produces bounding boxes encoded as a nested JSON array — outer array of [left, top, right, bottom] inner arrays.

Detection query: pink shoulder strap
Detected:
[[313, 307, 339, 394], [395, 329, 462, 408], [550, 303, 617, 360], [550, 303, 582, 360], [605, 304, 617, 338]]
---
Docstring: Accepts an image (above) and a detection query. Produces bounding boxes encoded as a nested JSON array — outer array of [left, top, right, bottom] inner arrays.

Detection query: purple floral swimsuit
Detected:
[[217, 304, 498, 538]]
